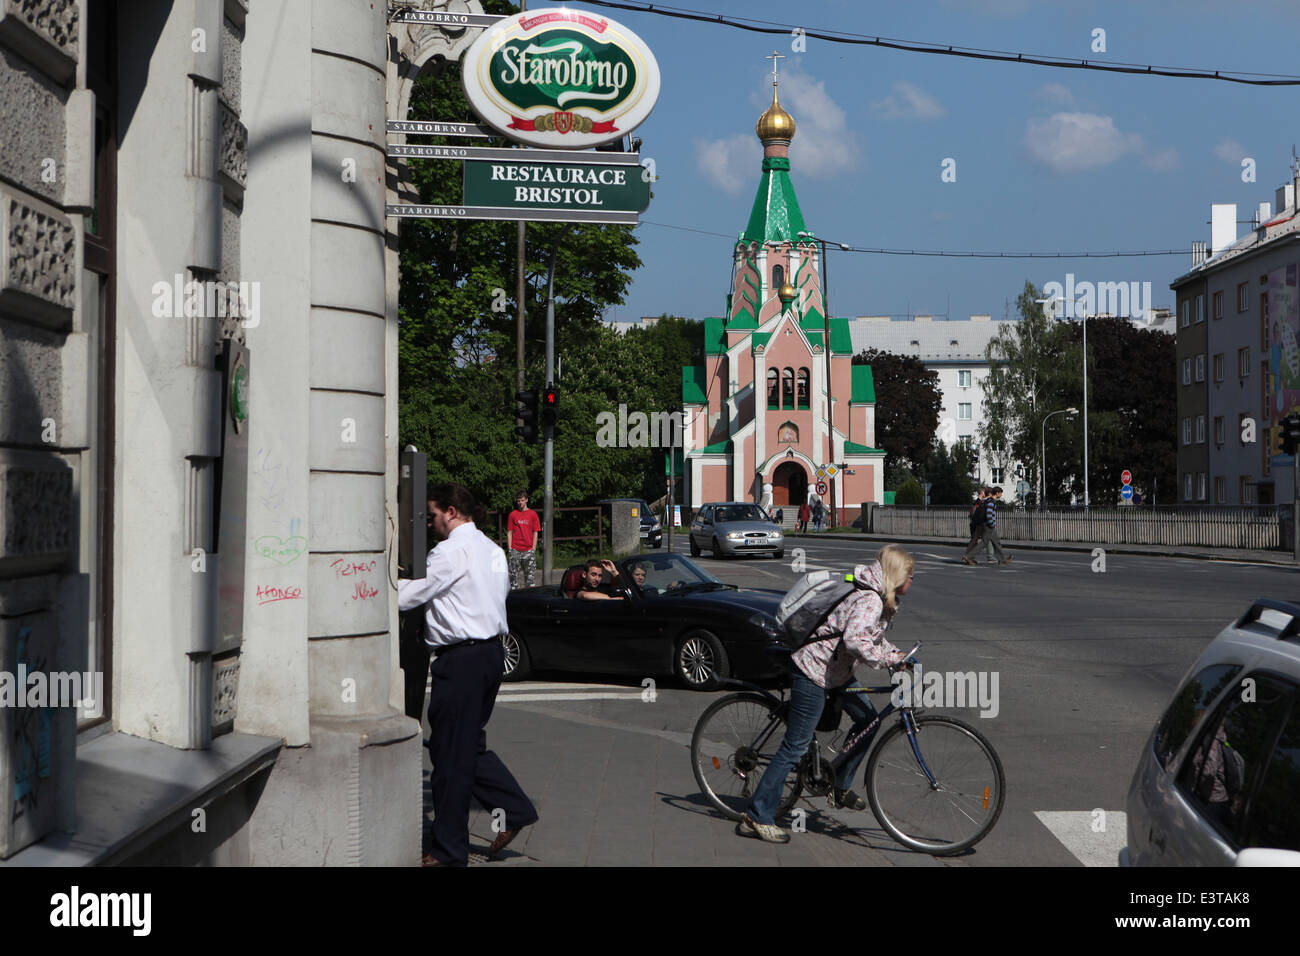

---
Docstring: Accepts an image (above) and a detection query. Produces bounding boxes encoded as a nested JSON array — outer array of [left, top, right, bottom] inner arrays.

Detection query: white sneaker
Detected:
[[736, 814, 791, 844]]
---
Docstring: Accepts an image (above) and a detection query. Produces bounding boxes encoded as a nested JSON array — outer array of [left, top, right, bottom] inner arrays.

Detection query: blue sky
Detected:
[[566, 0, 1300, 325]]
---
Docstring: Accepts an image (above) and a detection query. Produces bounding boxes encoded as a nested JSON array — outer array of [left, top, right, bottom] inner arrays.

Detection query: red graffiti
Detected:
[[257, 584, 303, 605], [330, 558, 378, 578], [351, 580, 379, 602]]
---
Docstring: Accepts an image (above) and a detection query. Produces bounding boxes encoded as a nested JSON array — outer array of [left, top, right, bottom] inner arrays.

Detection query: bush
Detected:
[[894, 479, 925, 506]]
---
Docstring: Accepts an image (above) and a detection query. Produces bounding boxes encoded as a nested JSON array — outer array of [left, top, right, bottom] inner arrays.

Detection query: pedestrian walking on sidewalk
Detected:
[[797, 501, 811, 534], [812, 499, 825, 532], [984, 486, 1012, 565], [736, 544, 915, 844], [398, 482, 539, 866], [961, 487, 989, 566]]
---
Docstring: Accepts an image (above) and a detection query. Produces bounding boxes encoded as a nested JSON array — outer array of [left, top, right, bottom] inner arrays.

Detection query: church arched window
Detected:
[[797, 368, 810, 409], [782, 367, 795, 409], [772, 263, 784, 291], [766, 368, 779, 409]]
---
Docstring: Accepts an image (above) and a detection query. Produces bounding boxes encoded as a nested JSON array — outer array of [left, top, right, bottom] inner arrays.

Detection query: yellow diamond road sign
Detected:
[[824, 464, 839, 480], [815, 466, 827, 480]]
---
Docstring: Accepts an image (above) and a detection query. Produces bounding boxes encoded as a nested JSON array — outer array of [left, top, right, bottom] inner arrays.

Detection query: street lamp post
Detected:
[[798, 231, 850, 527], [1040, 407, 1078, 508]]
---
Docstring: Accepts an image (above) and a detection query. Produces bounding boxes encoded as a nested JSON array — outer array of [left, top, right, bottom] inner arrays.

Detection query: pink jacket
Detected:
[[791, 561, 907, 688]]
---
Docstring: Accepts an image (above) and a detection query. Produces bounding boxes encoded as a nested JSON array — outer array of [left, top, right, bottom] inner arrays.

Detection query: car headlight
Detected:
[[746, 612, 782, 637], [771, 531, 783, 539], [726, 531, 744, 540]]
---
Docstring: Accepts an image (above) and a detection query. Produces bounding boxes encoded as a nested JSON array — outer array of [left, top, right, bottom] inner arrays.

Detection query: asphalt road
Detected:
[[432, 535, 1295, 865]]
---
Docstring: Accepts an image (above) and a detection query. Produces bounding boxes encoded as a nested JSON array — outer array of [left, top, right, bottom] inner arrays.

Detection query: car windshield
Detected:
[[714, 505, 766, 523], [621, 553, 723, 599]]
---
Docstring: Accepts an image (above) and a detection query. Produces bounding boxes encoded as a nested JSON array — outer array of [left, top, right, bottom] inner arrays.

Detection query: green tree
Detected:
[[921, 440, 976, 505], [894, 478, 924, 505], [979, 281, 1079, 505], [851, 349, 942, 470]]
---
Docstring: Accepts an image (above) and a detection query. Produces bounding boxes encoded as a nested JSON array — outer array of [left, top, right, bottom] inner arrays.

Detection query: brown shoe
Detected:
[[960, 556, 974, 566], [487, 828, 521, 857], [1000, 556, 1013, 565], [421, 853, 446, 867]]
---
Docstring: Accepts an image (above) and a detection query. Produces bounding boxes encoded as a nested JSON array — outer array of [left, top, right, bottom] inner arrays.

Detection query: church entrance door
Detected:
[[772, 461, 807, 507]]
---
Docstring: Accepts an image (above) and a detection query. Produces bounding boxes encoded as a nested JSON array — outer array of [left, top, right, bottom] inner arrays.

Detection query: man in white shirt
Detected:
[[398, 483, 538, 866]]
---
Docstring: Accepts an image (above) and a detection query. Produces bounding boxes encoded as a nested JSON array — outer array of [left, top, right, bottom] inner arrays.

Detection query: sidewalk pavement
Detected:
[[427, 704, 949, 867], [785, 530, 1298, 567]]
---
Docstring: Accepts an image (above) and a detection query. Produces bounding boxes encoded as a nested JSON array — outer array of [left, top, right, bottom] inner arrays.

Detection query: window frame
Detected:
[[958, 402, 972, 421], [1213, 290, 1224, 320], [1237, 282, 1249, 312], [1196, 353, 1206, 382], [1239, 347, 1251, 377], [1213, 353, 1224, 383], [1183, 358, 1192, 386]]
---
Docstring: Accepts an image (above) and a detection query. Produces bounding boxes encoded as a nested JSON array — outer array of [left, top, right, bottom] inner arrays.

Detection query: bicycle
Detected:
[[690, 642, 1006, 856]]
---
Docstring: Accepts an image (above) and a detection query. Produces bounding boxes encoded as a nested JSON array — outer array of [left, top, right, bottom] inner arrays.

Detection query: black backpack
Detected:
[[969, 499, 986, 527]]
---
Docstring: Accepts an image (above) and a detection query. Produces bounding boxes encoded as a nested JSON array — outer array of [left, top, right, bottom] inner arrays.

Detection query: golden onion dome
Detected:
[[756, 85, 795, 144], [777, 278, 797, 304]]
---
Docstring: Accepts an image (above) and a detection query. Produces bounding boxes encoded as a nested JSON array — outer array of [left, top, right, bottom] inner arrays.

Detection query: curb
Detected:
[[783, 532, 1297, 567]]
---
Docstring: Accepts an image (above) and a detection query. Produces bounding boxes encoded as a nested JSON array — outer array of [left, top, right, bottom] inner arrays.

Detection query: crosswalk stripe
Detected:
[[1034, 810, 1126, 867]]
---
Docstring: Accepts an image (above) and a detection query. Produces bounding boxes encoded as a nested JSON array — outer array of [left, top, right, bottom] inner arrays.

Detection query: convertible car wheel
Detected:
[[676, 629, 729, 691], [500, 631, 531, 682]]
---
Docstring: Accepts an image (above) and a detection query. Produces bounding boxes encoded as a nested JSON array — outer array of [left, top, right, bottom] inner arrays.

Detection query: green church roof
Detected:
[[703, 318, 727, 355], [851, 364, 876, 403], [743, 157, 808, 244], [682, 366, 708, 404], [844, 441, 885, 455]]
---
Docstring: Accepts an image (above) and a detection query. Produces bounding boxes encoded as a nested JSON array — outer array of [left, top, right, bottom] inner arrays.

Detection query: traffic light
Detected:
[[1283, 413, 1300, 455], [515, 388, 539, 443], [541, 385, 559, 431]]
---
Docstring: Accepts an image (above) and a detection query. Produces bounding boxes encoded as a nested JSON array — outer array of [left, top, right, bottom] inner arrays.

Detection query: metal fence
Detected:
[[865, 505, 1284, 550]]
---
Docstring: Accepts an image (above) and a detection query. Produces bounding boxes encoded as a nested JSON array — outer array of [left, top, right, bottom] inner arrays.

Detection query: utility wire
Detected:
[[639, 220, 1187, 258], [579, 0, 1300, 86]]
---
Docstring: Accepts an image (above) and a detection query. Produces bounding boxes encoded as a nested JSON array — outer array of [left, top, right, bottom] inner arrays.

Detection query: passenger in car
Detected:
[[576, 558, 627, 600]]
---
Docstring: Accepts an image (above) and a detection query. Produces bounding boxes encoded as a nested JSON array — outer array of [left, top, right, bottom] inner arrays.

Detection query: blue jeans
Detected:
[[748, 667, 823, 825], [747, 669, 884, 825]]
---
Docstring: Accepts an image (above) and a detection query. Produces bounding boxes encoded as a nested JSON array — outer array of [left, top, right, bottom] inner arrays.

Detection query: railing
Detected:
[[865, 505, 1284, 550], [486, 506, 604, 552]]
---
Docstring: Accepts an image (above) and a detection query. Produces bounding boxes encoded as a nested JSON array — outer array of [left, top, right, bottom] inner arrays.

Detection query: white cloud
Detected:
[[1024, 112, 1145, 173], [695, 67, 862, 189], [870, 81, 946, 120], [1035, 83, 1074, 105], [1214, 138, 1247, 164], [1145, 147, 1180, 172], [694, 134, 758, 195]]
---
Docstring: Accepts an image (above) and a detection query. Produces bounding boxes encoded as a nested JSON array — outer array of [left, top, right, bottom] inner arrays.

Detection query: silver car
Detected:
[[688, 502, 784, 559], [1122, 598, 1300, 866]]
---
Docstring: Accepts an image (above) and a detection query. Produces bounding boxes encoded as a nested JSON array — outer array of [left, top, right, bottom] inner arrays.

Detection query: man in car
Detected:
[[576, 558, 628, 600]]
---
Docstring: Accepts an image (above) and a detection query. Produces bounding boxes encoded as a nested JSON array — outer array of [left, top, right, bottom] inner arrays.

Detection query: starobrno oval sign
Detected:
[[462, 8, 660, 149]]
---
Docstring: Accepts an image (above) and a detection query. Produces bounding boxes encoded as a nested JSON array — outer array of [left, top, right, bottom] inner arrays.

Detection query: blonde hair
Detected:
[[876, 544, 915, 618]]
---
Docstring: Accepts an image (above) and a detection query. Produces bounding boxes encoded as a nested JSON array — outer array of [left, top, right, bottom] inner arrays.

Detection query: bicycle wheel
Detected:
[[865, 715, 1005, 856], [691, 692, 802, 821]]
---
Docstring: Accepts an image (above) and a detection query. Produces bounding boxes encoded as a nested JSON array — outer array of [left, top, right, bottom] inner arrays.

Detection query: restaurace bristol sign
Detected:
[[462, 8, 660, 149]]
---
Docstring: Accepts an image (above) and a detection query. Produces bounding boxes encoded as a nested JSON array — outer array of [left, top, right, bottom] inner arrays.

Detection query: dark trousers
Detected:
[[427, 639, 538, 866]]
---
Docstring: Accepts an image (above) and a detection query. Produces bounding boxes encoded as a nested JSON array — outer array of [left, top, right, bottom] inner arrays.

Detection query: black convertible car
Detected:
[[502, 552, 787, 690]]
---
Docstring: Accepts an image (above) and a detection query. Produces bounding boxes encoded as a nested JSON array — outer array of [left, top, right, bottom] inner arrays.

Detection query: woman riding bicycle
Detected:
[[737, 544, 915, 844]]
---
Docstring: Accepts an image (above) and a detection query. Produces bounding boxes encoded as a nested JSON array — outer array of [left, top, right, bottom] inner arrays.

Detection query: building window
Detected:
[[781, 367, 794, 409], [1238, 347, 1251, 377], [1195, 295, 1204, 324], [1213, 290, 1223, 320], [1183, 417, 1193, 445], [1214, 416, 1224, 445], [796, 367, 809, 409], [772, 263, 784, 290], [959, 403, 972, 420], [766, 368, 779, 409], [1195, 354, 1205, 382], [1184, 472, 1193, 500], [1196, 415, 1206, 444], [991, 466, 1003, 484], [1213, 353, 1224, 382], [958, 370, 971, 388], [1198, 472, 1208, 501], [1213, 476, 1225, 503], [1237, 282, 1249, 311], [1240, 476, 1253, 504], [1183, 358, 1192, 386], [1181, 300, 1190, 327]]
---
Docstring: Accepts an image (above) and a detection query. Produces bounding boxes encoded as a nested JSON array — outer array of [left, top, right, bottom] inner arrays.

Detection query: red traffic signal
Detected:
[[541, 386, 559, 429]]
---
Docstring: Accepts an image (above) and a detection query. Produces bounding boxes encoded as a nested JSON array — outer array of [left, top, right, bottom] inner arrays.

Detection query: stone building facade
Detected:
[[0, 0, 469, 865]]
